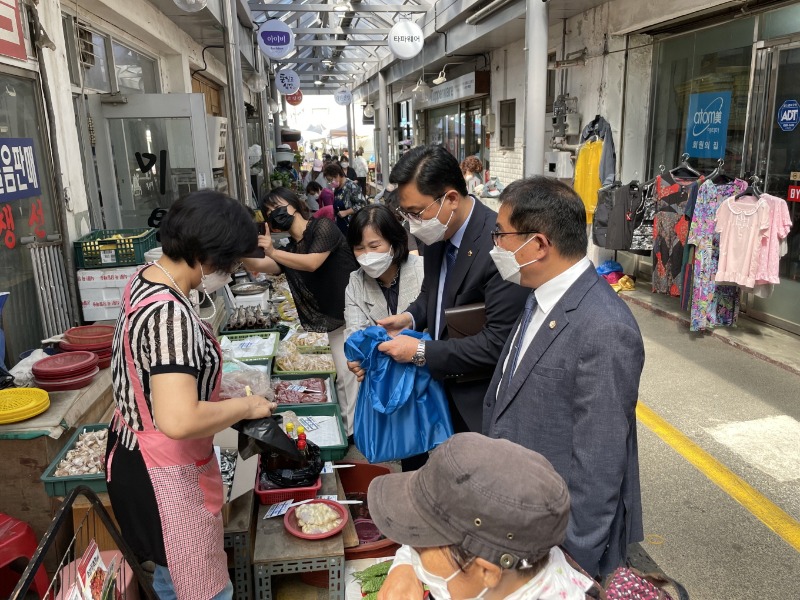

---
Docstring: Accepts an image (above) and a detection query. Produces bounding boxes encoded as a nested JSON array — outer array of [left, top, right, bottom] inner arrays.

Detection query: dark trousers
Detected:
[[357, 177, 367, 198]]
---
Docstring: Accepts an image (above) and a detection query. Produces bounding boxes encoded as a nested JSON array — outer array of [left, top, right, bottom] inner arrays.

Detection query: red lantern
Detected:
[[286, 90, 303, 106]]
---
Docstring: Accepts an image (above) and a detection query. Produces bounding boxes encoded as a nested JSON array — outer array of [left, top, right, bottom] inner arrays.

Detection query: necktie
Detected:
[[438, 242, 458, 337], [496, 292, 537, 402]]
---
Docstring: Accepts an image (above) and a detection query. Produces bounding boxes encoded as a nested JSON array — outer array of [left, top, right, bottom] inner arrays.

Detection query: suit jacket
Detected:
[[406, 199, 529, 432], [343, 254, 425, 340], [482, 264, 644, 578]]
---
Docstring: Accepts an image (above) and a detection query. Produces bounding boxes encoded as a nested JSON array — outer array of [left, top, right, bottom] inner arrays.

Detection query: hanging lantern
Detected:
[[172, 0, 207, 12]]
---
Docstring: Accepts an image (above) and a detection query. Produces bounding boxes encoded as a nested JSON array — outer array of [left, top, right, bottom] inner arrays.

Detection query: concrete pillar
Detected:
[[378, 71, 390, 186], [523, 0, 549, 176], [222, 0, 249, 202], [346, 101, 354, 164]]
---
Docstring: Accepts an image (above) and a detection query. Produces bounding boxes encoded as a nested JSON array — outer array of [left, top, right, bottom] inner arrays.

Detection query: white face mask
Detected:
[[307, 193, 319, 201], [357, 250, 394, 279], [342, 162, 349, 168], [408, 548, 488, 600], [489, 236, 538, 285], [408, 200, 453, 245], [193, 266, 231, 321]]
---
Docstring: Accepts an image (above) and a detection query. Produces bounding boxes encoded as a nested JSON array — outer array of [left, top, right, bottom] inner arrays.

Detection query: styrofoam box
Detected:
[[77, 267, 138, 290], [82, 305, 122, 322]]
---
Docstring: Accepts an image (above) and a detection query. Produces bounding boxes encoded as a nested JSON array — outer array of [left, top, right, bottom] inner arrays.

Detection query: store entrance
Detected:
[[743, 43, 800, 334], [88, 94, 215, 229]]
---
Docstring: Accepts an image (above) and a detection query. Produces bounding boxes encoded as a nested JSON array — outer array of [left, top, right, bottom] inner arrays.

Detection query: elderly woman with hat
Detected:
[[368, 433, 598, 600]]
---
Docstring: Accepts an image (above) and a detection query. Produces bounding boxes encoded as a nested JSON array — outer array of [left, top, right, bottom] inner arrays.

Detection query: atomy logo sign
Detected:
[[692, 96, 725, 136], [684, 91, 731, 160], [257, 20, 295, 60]]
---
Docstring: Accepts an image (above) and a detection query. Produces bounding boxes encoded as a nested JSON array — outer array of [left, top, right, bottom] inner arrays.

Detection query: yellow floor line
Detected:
[[636, 401, 800, 553]]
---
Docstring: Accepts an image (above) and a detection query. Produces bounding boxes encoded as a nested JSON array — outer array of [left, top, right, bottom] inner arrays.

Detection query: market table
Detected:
[[224, 489, 256, 600], [253, 473, 345, 600]]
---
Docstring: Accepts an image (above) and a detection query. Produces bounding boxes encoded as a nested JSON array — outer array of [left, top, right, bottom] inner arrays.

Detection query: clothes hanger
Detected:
[[734, 175, 763, 200], [643, 165, 666, 187], [669, 153, 703, 180]]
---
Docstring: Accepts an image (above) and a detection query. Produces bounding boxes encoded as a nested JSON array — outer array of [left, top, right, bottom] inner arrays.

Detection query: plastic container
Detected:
[[64, 325, 115, 346], [0, 388, 50, 425], [275, 404, 347, 461], [41, 424, 109, 497], [74, 228, 157, 269], [283, 499, 349, 540], [219, 332, 280, 365], [35, 367, 100, 391], [254, 464, 322, 505], [32, 351, 98, 379]]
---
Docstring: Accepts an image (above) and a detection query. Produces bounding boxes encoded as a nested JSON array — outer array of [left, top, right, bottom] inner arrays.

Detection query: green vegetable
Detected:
[[360, 577, 386, 594], [363, 593, 379, 600], [353, 560, 393, 582]]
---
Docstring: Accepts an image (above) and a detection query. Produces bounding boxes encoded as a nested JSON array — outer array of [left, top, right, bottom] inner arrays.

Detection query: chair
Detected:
[[0, 512, 50, 599]]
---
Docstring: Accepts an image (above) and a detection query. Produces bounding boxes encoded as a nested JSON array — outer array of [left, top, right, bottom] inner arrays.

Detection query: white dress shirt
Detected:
[[434, 198, 475, 339], [500, 257, 593, 381]]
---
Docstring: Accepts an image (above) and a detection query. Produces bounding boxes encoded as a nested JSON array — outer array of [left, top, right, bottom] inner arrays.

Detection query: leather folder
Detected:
[[444, 302, 486, 339]]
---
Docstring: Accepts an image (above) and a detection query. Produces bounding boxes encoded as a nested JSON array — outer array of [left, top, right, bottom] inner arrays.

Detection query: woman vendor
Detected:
[[105, 191, 276, 600]]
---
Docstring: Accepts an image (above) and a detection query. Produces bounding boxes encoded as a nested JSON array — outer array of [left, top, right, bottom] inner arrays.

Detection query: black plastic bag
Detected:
[[262, 440, 324, 488], [232, 416, 300, 461]]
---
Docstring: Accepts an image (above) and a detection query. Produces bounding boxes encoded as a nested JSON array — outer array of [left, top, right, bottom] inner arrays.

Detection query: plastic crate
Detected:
[[276, 403, 348, 461], [74, 228, 157, 269], [255, 465, 322, 505], [219, 332, 280, 365], [40, 424, 109, 497], [272, 374, 337, 407], [273, 352, 337, 379]]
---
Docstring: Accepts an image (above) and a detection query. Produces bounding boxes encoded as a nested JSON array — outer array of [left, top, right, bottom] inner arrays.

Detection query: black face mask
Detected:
[[268, 206, 295, 231]]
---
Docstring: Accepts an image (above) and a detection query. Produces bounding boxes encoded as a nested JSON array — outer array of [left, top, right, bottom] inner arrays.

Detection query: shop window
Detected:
[[113, 42, 158, 94], [499, 99, 515, 148], [77, 24, 112, 93]]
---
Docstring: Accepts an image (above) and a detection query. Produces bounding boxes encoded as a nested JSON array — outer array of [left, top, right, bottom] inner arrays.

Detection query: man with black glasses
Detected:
[[353, 145, 528, 451]]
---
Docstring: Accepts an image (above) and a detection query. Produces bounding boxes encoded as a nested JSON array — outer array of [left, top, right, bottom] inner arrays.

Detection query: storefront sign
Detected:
[[0, 138, 40, 202], [777, 99, 800, 133], [257, 20, 295, 60], [684, 91, 731, 159], [425, 71, 490, 109], [275, 70, 300, 95], [788, 186, 800, 202], [286, 90, 303, 106], [334, 87, 352, 106], [0, 0, 26, 61], [388, 20, 423, 60]]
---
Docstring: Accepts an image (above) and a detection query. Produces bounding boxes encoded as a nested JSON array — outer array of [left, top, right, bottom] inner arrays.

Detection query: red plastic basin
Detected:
[[32, 351, 98, 379]]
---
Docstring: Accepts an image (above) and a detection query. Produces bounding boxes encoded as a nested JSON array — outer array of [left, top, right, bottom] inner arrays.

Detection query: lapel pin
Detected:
[[549, 320, 556, 329], [467, 250, 473, 257]]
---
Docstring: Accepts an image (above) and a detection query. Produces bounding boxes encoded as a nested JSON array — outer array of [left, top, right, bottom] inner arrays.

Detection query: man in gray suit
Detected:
[[483, 176, 645, 579]]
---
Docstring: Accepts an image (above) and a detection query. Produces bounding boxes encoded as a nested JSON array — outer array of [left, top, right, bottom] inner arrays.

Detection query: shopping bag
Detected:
[[345, 326, 454, 463]]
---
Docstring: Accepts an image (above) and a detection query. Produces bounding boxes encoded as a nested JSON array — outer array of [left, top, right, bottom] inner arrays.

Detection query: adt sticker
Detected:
[[684, 91, 731, 160], [777, 99, 800, 133]]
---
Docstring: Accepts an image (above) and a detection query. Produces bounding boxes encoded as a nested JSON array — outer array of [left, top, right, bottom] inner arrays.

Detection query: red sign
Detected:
[[789, 186, 800, 202], [0, 0, 26, 61], [286, 90, 303, 106]]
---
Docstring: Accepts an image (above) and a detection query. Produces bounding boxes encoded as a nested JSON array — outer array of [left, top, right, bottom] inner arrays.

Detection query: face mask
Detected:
[[357, 250, 394, 278], [489, 236, 538, 285], [268, 206, 295, 231], [307, 193, 319, 201], [408, 200, 453, 246], [328, 179, 340, 189], [408, 548, 488, 600], [342, 162, 349, 169], [194, 266, 231, 321]]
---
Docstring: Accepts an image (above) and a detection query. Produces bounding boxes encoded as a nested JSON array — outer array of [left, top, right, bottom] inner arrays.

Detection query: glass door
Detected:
[[88, 94, 213, 229], [742, 43, 800, 334]]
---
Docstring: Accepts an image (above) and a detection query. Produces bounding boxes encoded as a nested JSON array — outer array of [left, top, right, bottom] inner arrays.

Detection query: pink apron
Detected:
[[108, 271, 229, 599]]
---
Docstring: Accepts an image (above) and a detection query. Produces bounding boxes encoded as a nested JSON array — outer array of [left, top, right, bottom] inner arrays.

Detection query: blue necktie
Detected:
[[496, 292, 537, 401], [438, 242, 458, 337]]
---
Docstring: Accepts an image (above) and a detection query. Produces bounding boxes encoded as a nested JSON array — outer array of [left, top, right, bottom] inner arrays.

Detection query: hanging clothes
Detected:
[[573, 140, 604, 223], [747, 194, 793, 297], [605, 183, 644, 251], [715, 195, 770, 287], [652, 174, 703, 296], [579, 115, 616, 185], [686, 179, 747, 332], [629, 184, 656, 252]]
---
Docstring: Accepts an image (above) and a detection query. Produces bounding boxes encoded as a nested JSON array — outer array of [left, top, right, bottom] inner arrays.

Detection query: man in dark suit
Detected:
[[361, 145, 528, 438], [483, 176, 645, 578]]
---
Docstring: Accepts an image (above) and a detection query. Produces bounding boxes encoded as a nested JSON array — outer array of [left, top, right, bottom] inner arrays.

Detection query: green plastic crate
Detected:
[[219, 332, 280, 365], [271, 373, 338, 407], [74, 228, 157, 269], [41, 424, 109, 497], [276, 403, 348, 461]]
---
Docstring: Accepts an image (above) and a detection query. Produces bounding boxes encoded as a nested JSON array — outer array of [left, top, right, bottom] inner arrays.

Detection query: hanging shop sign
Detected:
[[257, 20, 295, 60], [286, 90, 303, 106], [425, 72, 490, 108], [777, 99, 800, 133], [788, 186, 800, 202], [0, 138, 40, 202], [334, 87, 352, 106], [684, 91, 731, 160], [0, 0, 26, 61], [275, 70, 300, 95], [388, 20, 424, 60]]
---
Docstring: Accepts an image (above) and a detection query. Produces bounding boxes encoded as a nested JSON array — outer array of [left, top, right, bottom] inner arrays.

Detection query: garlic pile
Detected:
[[53, 428, 108, 477]]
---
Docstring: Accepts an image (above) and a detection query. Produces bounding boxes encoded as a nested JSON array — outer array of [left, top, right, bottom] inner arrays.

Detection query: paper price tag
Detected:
[[298, 416, 319, 431], [321, 461, 334, 474], [263, 499, 293, 519], [100, 250, 116, 264], [317, 494, 338, 501]]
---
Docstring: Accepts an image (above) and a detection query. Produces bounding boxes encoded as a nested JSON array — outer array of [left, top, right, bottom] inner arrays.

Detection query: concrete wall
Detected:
[[488, 39, 526, 185]]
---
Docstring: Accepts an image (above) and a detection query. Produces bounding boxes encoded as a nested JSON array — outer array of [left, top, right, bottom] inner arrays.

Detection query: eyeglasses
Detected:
[[491, 228, 543, 246], [396, 192, 448, 223]]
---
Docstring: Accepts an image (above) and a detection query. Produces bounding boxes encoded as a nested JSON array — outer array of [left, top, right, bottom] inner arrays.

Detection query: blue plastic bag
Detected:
[[345, 326, 454, 463], [596, 260, 623, 275]]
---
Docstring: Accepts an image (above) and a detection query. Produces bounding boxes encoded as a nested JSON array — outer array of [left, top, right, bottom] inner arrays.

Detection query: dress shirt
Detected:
[[499, 257, 593, 382], [434, 198, 475, 339]]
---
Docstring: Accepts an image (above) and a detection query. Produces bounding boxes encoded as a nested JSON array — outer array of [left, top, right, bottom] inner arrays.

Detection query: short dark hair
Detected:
[[160, 190, 257, 272], [263, 186, 310, 219], [323, 163, 345, 178], [306, 181, 323, 194], [499, 176, 587, 259], [389, 145, 468, 197], [347, 204, 409, 267]]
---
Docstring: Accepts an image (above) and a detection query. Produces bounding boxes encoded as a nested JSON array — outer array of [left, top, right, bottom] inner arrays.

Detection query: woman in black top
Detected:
[[244, 187, 360, 437]]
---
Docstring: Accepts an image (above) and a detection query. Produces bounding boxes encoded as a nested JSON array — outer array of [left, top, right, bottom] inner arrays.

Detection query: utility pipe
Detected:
[[523, 0, 549, 175], [222, 0, 250, 202], [378, 71, 390, 187], [346, 98, 354, 161]]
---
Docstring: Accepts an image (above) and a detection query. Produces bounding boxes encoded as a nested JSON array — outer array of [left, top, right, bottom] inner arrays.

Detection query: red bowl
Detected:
[[98, 356, 112, 369], [32, 351, 98, 379], [59, 338, 112, 352], [283, 500, 349, 540], [35, 367, 100, 391], [64, 325, 115, 346]]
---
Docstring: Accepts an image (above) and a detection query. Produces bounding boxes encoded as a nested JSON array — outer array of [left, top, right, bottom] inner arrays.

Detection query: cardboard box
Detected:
[[213, 428, 259, 526]]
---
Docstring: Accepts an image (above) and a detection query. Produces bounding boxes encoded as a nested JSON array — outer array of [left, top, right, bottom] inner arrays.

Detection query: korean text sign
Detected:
[[684, 91, 731, 160], [0, 138, 40, 201]]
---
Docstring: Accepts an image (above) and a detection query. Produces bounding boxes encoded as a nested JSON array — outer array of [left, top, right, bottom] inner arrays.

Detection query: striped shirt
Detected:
[[111, 273, 221, 450]]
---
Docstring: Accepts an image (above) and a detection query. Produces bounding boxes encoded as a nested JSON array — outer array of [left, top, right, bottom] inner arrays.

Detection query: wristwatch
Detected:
[[411, 340, 426, 367]]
